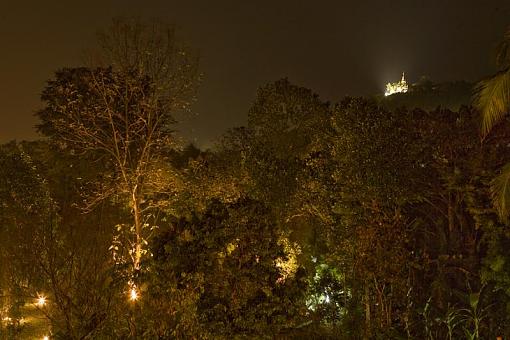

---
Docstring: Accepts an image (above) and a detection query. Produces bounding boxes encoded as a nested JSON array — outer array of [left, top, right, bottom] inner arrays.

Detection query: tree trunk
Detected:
[[132, 188, 142, 271]]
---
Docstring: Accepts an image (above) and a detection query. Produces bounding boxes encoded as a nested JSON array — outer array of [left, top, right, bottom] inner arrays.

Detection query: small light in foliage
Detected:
[[36, 295, 47, 307], [43, 336, 49, 340], [129, 286, 139, 302]]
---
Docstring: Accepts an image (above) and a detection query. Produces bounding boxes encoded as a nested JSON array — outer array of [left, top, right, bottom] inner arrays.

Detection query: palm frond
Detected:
[[490, 162, 510, 221], [496, 27, 510, 67], [474, 68, 510, 136]]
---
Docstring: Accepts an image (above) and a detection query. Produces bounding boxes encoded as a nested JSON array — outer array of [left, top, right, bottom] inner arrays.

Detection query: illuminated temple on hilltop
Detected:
[[384, 72, 408, 96]]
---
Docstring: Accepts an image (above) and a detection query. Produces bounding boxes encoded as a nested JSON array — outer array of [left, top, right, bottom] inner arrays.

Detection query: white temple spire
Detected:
[[385, 72, 409, 96]]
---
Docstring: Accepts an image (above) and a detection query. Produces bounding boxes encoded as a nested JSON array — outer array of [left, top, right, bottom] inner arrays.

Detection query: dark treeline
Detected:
[[1, 18, 510, 339]]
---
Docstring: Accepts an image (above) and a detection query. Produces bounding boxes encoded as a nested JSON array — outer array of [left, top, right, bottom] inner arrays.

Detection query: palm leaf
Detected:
[[490, 162, 510, 221], [496, 27, 510, 68], [474, 68, 510, 136]]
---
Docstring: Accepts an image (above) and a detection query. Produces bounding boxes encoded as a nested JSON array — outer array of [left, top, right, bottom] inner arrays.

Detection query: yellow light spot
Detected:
[[36, 295, 47, 307], [43, 336, 49, 340], [129, 287, 139, 301]]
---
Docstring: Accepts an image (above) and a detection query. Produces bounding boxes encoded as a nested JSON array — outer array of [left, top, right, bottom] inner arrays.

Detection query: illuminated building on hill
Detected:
[[385, 72, 408, 96]]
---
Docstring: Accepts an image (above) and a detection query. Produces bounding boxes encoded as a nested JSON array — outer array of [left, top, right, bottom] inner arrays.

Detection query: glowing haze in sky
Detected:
[[0, 0, 508, 146]]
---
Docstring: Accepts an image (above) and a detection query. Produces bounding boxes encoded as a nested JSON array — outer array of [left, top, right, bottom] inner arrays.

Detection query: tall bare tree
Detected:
[[37, 18, 200, 269]]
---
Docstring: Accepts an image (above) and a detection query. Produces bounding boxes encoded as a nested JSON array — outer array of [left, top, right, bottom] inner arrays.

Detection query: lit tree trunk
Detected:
[[131, 186, 142, 270]]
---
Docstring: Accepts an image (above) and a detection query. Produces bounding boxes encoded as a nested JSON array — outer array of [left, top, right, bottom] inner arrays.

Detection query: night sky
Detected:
[[1, 1, 509, 147]]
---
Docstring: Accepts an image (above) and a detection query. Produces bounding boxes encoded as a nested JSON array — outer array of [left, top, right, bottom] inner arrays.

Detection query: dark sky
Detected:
[[1, 1, 509, 147]]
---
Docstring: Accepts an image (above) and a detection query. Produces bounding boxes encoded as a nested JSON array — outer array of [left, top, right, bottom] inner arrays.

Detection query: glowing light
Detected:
[[43, 336, 49, 340], [384, 72, 408, 96], [36, 295, 47, 307], [129, 287, 139, 301]]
